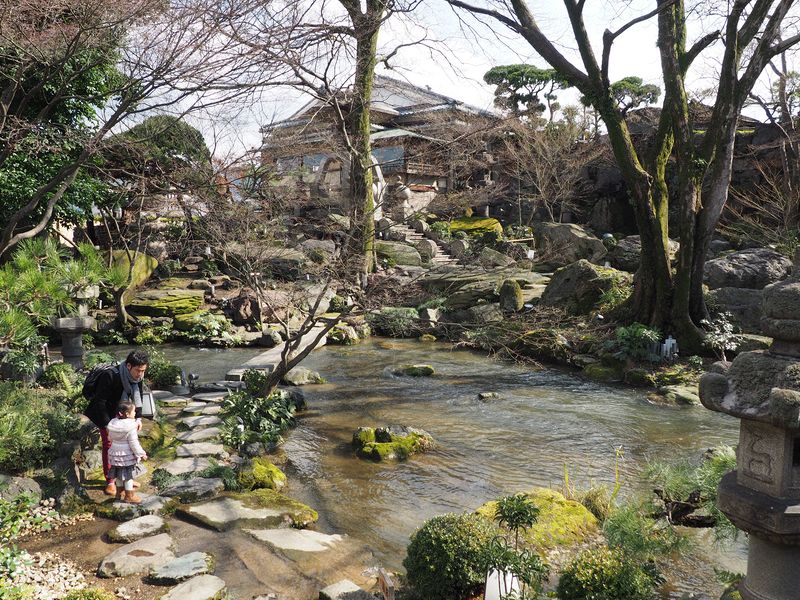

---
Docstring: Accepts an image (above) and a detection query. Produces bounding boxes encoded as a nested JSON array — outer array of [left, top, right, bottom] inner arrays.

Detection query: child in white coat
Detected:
[[106, 398, 148, 503]]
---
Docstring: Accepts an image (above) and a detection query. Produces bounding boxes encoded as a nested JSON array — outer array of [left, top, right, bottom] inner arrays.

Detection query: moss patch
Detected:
[[237, 458, 287, 491], [113, 250, 158, 302], [476, 488, 598, 552], [127, 289, 204, 317], [173, 310, 212, 331], [139, 420, 179, 462], [450, 217, 503, 236], [229, 488, 317, 528], [583, 363, 624, 383]]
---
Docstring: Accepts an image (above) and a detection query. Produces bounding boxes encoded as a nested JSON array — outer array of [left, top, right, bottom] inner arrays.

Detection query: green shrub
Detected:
[[83, 350, 117, 369], [0, 545, 30, 581], [366, 307, 420, 337], [133, 323, 172, 345], [39, 363, 86, 411], [429, 221, 452, 242], [403, 513, 499, 600], [63, 588, 115, 600], [602, 503, 686, 560], [556, 547, 658, 600], [143, 346, 182, 389], [178, 312, 235, 345], [0, 494, 39, 544], [602, 323, 661, 363], [219, 388, 298, 450], [0, 383, 79, 472]]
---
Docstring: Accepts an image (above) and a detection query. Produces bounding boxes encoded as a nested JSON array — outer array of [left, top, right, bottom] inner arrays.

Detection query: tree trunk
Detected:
[[345, 8, 382, 283]]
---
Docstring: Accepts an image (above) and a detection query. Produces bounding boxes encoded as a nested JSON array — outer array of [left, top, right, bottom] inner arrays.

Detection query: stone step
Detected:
[[97, 532, 175, 577], [176, 428, 221, 443], [178, 496, 294, 532], [159, 574, 226, 600], [191, 391, 231, 402], [176, 443, 227, 458], [244, 528, 343, 554], [159, 457, 213, 476], [150, 551, 213, 584], [161, 477, 224, 503], [181, 415, 223, 428], [107, 493, 172, 521], [107, 515, 167, 543]]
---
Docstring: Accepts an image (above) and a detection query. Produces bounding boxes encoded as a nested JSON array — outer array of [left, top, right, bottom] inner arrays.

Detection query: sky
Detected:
[[197, 0, 784, 159]]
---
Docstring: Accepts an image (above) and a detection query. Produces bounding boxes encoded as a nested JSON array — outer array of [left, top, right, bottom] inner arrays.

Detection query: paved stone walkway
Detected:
[[91, 385, 376, 599]]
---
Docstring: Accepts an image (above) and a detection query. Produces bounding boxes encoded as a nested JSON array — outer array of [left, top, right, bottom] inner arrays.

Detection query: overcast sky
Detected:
[[199, 0, 782, 159]]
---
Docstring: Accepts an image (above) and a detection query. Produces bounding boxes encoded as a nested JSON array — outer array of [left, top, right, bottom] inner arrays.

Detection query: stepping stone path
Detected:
[[159, 574, 226, 600], [245, 528, 343, 553], [150, 551, 212, 583], [176, 442, 227, 458], [91, 376, 374, 598], [97, 533, 175, 577], [107, 515, 167, 542], [177, 427, 221, 443]]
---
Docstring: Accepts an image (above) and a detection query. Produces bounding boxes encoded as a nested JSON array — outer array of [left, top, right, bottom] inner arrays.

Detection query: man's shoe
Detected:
[[103, 482, 117, 496], [122, 490, 142, 504]]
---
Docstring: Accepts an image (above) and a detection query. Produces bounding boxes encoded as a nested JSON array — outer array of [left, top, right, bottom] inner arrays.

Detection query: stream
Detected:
[[106, 340, 747, 596]]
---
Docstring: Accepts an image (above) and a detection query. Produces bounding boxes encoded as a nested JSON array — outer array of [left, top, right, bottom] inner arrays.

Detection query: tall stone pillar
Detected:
[[700, 249, 800, 600]]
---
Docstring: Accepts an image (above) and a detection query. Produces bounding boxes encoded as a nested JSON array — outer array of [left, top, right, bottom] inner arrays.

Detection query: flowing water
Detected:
[[106, 340, 747, 595]]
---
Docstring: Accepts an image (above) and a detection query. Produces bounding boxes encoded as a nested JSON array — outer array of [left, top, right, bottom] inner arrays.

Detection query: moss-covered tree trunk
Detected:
[[341, 0, 384, 284]]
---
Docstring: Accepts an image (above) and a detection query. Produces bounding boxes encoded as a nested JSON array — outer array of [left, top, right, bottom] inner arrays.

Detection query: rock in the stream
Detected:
[[320, 580, 373, 600], [107, 515, 167, 543], [245, 528, 343, 553], [392, 364, 434, 377], [97, 532, 175, 577], [158, 574, 226, 600], [281, 366, 325, 386], [103, 494, 174, 521], [150, 551, 213, 583], [161, 478, 224, 502], [178, 490, 317, 531]]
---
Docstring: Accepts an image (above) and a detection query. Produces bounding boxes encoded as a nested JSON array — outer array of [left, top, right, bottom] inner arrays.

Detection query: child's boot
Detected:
[[122, 490, 142, 504], [104, 480, 117, 496]]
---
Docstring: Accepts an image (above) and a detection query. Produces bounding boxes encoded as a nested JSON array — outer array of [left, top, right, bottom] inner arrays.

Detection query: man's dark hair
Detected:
[[126, 350, 149, 367]]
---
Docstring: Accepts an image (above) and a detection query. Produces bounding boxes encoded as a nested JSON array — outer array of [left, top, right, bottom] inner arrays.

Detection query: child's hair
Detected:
[[117, 398, 135, 418]]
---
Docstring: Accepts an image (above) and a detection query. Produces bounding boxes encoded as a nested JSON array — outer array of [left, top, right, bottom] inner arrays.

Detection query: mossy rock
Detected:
[[450, 217, 503, 237], [583, 363, 624, 383], [392, 364, 435, 377], [419, 334, 437, 342], [173, 310, 212, 331], [228, 488, 317, 528], [352, 426, 434, 461], [650, 384, 700, 405], [624, 368, 655, 387], [127, 289, 204, 317], [375, 240, 422, 267], [237, 458, 287, 491], [476, 488, 598, 552], [514, 329, 573, 365], [499, 279, 524, 312], [113, 250, 159, 302]]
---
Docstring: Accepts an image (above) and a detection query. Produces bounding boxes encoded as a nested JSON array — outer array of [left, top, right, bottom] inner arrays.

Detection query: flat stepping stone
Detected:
[[181, 415, 222, 428], [201, 405, 222, 415], [245, 528, 342, 553], [176, 443, 227, 458], [150, 551, 212, 583], [160, 457, 212, 476], [178, 497, 286, 531], [107, 494, 173, 521], [108, 515, 167, 543], [320, 580, 372, 600], [161, 478, 224, 502], [177, 428, 221, 443], [152, 390, 175, 400], [191, 392, 230, 402], [159, 574, 226, 600], [97, 532, 175, 577], [160, 397, 189, 408], [181, 402, 209, 414]]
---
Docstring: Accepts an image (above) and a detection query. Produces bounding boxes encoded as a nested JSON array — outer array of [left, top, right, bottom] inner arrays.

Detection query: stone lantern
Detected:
[[699, 249, 800, 600], [51, 284, 99, 369]]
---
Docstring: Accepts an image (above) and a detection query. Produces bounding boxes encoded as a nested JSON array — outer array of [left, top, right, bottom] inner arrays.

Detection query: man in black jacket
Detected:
[[84, 350, 149, 496]]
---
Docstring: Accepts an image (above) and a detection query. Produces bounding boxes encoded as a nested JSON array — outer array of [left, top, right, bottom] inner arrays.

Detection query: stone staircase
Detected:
[[384, 221, 460, 267]]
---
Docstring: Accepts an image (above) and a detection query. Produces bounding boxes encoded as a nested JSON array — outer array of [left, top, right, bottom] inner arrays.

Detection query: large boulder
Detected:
[[478, 247, 516, 268], [352, 425, 434, 461], [0, 475, 41, 501], [607, 235, 679, 273], [448, 303, 504, 324], [230, 290, 260, 327], [707, 287, 764, 333], [533, 223, 607, 267], [266, 248, 307, 279], [300, 239, 336, 260], [540, 260, 631, 315], [499, 279, 523, 311], [704, 248, 792, 289], [127, 289, 204, 317], [375, 240, 422, 267]]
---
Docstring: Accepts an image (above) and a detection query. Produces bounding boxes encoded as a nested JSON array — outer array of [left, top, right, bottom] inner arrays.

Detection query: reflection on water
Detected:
[[109, 339, 747, 595]]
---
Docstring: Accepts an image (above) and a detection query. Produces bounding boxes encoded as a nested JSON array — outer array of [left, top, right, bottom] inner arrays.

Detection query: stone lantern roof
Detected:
[[700, 248, 800, 428]]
